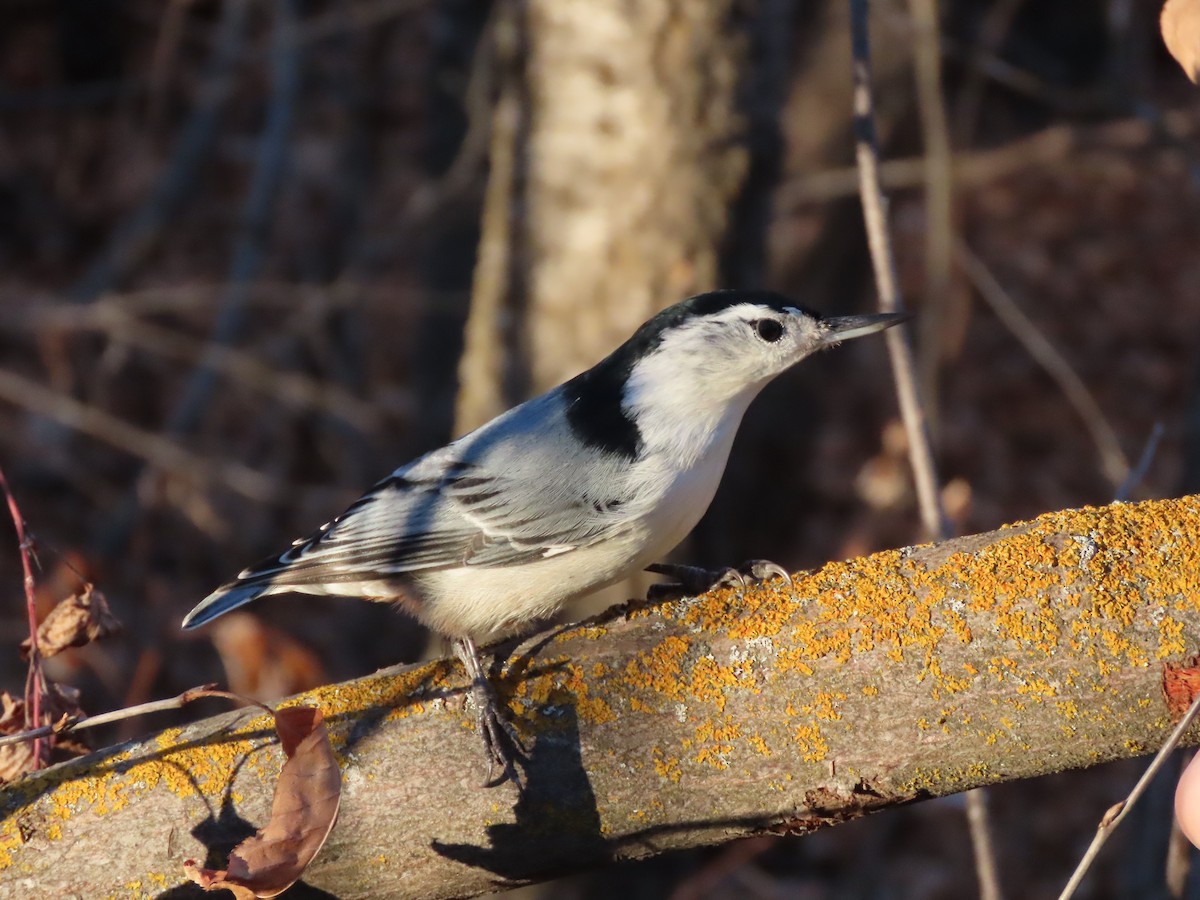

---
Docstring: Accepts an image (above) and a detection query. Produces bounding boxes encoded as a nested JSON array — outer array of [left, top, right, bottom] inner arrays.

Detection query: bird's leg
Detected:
[[645, 560, 792, 601], [452, 636, 526, 786]]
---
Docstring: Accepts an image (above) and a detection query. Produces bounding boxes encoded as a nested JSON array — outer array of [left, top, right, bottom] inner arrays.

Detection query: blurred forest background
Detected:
[[1, 0, 1199, 897]]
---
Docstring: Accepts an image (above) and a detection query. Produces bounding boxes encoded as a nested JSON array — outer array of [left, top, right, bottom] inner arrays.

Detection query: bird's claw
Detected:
[[740, 559, 792, 585], [645, 559, 792, 599], [471, 682, 527, 788], [453, 637, 526, 788]]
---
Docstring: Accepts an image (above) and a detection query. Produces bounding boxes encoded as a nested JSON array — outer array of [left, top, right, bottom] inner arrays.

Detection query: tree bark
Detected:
[[4, 495, 1200, 898]]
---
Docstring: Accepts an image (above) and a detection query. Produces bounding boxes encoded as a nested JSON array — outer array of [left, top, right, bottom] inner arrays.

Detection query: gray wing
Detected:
[[235, 459, 629, 588]]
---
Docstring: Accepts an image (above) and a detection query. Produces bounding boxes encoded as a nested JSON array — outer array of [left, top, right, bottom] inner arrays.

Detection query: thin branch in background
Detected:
[[17, 304, 381, 431], [1057, 689, 1200, 900], [849, 4, 1000, 899], [1165, 751, 1195, 898], [0, 368, 279, 502], [667, 836, 777, 900], [95, 0, 304, 557], [953, 0, 1030, 147], [848, 0, 950, 544], [0, 463, 45, 768], [965, 782, 1004, 900], [956, 241, 1130, 487], [146, 0, 198, 126], [939, 35, 1113, 117], [906, 0, 957, 428], [779, 111, 1198, 208], [1115, 422, 1165, 502], [70, 0, 250, 301], [165, 0, 303, 439], [293, 0, 436, 47]]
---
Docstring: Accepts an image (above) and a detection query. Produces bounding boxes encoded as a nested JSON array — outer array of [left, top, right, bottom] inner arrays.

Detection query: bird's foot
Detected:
[[452, 637, 527, 788], [645, 560, 792, 601]]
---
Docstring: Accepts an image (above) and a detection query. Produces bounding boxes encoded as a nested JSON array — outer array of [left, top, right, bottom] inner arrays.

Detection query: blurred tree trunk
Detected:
[[457, 0, 749, 428], [456, 0, 752, 610]]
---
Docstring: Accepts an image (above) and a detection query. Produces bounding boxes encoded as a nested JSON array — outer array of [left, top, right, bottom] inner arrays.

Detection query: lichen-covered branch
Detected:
[[4, 496, 1200, 899]]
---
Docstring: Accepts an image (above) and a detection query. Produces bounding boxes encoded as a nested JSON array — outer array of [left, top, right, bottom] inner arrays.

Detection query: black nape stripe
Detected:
[[562, 361, 642, 460]]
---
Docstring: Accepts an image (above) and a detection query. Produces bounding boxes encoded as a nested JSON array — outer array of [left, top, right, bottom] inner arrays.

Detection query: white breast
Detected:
[[414, 403, 745, 643]]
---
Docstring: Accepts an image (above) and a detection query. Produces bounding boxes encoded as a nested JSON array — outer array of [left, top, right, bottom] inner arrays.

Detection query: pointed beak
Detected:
[[819, 311, 912, 345]]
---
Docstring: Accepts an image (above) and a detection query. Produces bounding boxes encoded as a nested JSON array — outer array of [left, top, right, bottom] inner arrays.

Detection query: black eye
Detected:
[[753, 319, 784, 342]]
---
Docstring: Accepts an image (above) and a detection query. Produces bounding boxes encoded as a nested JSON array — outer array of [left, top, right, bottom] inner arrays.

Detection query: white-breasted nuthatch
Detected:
[[182, 290, 906, 780]]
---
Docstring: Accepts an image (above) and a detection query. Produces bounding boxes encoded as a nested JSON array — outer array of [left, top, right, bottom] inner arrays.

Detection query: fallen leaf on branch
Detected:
[[184, 705, 341, 898], [20, 585, 122, 659], [1162, 0, 1200, 83]]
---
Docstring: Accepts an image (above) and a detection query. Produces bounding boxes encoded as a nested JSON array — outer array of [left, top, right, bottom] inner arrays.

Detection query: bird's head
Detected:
[[563, 290, 908, 461], [623, 290, 906, 404]]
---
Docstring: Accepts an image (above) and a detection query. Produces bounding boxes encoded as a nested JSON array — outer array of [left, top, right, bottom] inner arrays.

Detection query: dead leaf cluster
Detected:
[[20, 585, 121, 661]]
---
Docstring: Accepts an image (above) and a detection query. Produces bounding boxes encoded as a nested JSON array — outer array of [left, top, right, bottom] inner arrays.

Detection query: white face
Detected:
[[628, 302, 830, 409]]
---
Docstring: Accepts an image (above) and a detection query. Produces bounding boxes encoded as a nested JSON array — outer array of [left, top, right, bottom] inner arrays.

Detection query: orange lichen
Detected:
[[652, 747, 682, 783], [793, 724, 829, 762], [688, 655, 746, 713], [515, 658, 616, 725], [693, 718, 742, 770], [623, 635, 692, 704], [801, 691, 846, 722]]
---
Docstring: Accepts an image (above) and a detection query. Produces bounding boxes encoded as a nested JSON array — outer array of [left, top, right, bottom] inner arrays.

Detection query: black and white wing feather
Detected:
[[181, 454, 630, 628]]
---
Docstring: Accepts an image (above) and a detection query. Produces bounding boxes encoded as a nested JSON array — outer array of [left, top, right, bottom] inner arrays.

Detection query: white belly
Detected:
[[415, 434, 734, 643]]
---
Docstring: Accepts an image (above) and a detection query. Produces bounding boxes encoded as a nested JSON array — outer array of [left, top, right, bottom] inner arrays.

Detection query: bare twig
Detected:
[[1057, 689, 1200, 900], [0, 463, 45, 767], [0, 684, 268, 750], [956, 241, 1130, 487], [0, 368, 279, 501], [850, 5, 999, 897], [964, 782, 1004, 900], [668, 836, 777, 900]]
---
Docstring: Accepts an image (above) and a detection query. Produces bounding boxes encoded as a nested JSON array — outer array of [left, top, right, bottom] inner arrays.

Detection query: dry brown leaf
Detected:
[[1163, 0, 1200, 83], [20, 585, 122, 659], [0, 692, 35, 783], [0, 692, 21, 731], [183, 706, 341, 898]]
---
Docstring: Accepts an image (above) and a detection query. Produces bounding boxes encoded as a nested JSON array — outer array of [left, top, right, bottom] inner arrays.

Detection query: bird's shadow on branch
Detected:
[[431, 695, 777, 888]]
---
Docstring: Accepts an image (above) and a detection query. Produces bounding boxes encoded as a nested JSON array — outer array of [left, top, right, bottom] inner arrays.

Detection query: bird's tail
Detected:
[[181, 581, 273, 629]]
